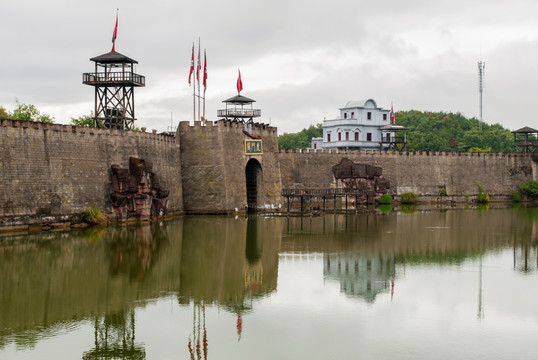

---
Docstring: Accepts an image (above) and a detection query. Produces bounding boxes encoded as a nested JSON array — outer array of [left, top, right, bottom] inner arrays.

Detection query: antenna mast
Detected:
[[478, 60, 485, 130]]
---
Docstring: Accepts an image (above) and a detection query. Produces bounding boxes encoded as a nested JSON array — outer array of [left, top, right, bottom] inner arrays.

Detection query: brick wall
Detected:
[[178, 120, 282, 213], [1, 118, 536, 226], [278, 149, 536, 198], [0, 120, 182, 225]]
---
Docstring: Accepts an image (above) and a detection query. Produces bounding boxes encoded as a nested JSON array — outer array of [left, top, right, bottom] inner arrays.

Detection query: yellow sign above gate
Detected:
[[244, 139, 263, 155]]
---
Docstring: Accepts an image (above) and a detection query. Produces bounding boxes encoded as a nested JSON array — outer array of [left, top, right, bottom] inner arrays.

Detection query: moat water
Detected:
[[1, 206, 538, 359]]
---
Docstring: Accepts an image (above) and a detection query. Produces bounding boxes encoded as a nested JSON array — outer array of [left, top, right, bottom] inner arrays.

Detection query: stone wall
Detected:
[[178, 120, 282, 213], [278, 149, 536, 198], [0, 119, 182, 225], [1, 117, 537, 227]]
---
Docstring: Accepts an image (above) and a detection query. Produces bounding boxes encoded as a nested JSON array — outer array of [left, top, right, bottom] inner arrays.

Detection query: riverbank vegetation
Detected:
[[278, 111, 515, 152], [518, 180, 538, 199]]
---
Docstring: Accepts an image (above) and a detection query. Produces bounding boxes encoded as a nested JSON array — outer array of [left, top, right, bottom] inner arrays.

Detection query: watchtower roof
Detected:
[[512, 126, 538, 133], [90, 50, 138, 64], [223, 94, 256, 105]]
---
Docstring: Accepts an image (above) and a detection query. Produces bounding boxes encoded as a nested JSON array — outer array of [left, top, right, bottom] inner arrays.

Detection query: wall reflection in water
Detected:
[[282, 207, 538, 303], [0, 215, 281, 359], [0, 207, 537, 358]]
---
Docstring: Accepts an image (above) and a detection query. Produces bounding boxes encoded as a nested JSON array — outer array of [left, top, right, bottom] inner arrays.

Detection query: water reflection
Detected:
[[82, 309, 145, 360], [513, 214, 538, 273], [283, 207, 538, 303], [324, 253, 395, 303], [1, 207, 538, 359]]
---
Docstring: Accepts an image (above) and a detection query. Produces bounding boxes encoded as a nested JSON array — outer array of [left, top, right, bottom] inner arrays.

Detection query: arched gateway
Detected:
[[245, 159, 263, 212]]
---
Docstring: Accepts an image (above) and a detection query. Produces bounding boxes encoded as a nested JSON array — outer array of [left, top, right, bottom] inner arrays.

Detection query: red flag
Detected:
[[188, 43, 194, 85], [391, 103, 395, 124], [237, 69, 243, 94], [111, 12, 118, 52], [196, 46, 201, 82], [203, 49, 207, 89]]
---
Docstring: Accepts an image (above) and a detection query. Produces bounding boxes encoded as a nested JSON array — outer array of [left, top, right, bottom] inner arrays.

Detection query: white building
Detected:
[[311, 98, 393, 151]]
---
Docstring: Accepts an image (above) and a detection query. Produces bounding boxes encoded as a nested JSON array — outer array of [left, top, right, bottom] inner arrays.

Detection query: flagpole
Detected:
[[203, 49, 206, 123], [197, 38, 201, 122], [193, 82, 196, 124]]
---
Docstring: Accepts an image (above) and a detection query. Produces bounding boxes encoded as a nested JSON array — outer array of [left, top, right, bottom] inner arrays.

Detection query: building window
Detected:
[[345, 132, 349, 141], [367, 133, 372, 141], [367, 112, 372, 120], [355, 132, 359, 141], [344, 113, 347, 119], [383, 114, 387, 121], [327, 133, 331, 142], [386, 133, 390, 142], [338, 132, 342, 141], [314, 143, 317, 149], [351, 112, 354, 118]]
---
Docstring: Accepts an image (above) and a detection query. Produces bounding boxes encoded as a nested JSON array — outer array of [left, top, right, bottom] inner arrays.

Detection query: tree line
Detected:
[[278, 111, 516, 152]]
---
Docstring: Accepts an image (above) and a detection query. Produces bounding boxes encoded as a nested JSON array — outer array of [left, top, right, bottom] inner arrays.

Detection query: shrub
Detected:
[[476, 184, 490, 204], [518, 180, 538, 199], [379, 193, 392, 204], [512, 191, 521, 203], [439, 187, 448, 196], [401, 192, 417, 204], [477, 191, 490, 204], [83, 207, 107, 225]]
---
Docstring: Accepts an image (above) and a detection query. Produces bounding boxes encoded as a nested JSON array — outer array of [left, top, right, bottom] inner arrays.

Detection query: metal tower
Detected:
[[478, 60, 485, 130]]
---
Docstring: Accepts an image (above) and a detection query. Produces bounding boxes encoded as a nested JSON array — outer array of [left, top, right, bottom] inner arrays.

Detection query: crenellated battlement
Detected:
[[0, 119, 178, 145], [278, 148, 532, 159], [178, 119, 277, 137]]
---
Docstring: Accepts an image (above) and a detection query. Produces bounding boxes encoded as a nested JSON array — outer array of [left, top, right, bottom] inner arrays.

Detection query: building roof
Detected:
[[342, 99, 378, 109], [222, 94, 256, 104], [512, 126, 538, 133], [90, 51, 138, 64]]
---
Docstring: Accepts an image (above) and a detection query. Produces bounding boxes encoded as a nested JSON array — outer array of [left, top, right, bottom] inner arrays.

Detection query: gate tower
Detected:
[[83, 51, 145, 130]]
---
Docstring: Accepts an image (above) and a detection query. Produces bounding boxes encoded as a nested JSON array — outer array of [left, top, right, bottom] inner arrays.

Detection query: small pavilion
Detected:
[[217, 95, 261, 123], [512, 127, 538, 153], [379, 124, 407, 152]]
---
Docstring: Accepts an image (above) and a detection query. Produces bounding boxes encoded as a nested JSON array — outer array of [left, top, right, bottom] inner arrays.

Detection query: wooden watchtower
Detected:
[[512, 127, 538, 153], [379, 124, 407, 152], [83, 51, 145, 130], [217, 95, 261, 123]]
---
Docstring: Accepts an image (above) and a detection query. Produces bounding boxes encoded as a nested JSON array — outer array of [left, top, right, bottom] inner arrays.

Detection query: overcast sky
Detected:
[[1, 0, 537, 134]]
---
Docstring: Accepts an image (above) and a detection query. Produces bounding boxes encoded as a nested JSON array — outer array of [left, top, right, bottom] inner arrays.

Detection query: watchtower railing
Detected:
[[217, 109, 261, 118], [83, 72, 146, 86], [380, 135, 406, 144], [514, 139, 538, 146]]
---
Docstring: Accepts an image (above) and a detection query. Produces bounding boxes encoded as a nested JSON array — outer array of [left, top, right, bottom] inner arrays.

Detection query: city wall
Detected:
[[0, 117, 537, 227], [0, 119, 183, 226], [178, 119, 282, 213], [278, 149, 537, 199]]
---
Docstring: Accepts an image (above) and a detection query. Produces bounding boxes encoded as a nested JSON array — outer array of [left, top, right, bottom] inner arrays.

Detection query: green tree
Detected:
[[70, 114, 96, 127], [0, 106, 11, 120], [278, 123, 322, 149], [11, 99, 54, 123], [396, 110, 513, 152]]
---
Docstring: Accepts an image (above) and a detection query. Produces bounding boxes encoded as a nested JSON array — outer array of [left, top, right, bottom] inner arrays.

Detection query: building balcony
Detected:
[[324, 140, 379, 149], [217, 109, 261, 118], [83, 72, 145, 87]]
